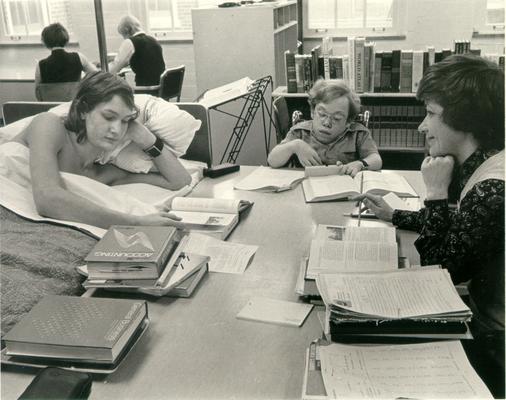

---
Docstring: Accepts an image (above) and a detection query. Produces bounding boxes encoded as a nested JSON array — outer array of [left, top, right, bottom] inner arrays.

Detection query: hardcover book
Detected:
[[3, 295, 148, 364], [390, 49, 401, 92], [234, 166, 305, 193], [85, 226, 178, 280], [284, 50, 297, 93], [399, 50, 413, 93], [301, 167, 418, 203]]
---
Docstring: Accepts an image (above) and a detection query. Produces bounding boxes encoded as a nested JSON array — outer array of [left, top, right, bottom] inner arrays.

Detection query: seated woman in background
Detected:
[[354, 55, 504, 397], [268, 79, 382, 176], [35, 23, 97, 84], [11, 71, 191, 229]]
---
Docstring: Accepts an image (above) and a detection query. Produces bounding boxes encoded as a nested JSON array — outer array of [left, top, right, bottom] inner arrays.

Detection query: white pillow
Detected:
[[0, 95, 201, 173]]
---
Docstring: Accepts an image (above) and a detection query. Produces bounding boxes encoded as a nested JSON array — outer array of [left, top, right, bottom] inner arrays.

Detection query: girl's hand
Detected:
[[340, 160, 364, 177], [136, 211, 185, 228], [126, 120, 157, 149]]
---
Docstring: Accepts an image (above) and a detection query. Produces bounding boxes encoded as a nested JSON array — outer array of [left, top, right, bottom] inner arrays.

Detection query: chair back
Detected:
[[2, 101, 62, 125], [35, 82, 79, 102], [273, 96, 290, 143], [177, 102, 212, 166], [159, 65, 185, 102]]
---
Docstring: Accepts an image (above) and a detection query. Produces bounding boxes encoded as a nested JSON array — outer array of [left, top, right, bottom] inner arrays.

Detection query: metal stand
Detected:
[[206, 76, 275, 164]]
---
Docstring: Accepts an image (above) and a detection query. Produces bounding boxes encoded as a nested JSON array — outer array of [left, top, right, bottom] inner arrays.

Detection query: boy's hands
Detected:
[[292, 140, 322, 166], [335, 160, 364, 177]]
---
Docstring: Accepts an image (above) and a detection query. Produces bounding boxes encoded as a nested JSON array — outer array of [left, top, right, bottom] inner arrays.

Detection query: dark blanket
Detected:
[[0, 206, 98, 335]]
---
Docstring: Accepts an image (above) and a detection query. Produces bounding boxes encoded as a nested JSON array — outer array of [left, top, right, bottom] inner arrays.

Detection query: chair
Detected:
[[272, 96, 290, 143], [35, 82, 79, 102], [159, 65, 185, 102], [3, 101, 62, 125], [134, 65, 186, 102]]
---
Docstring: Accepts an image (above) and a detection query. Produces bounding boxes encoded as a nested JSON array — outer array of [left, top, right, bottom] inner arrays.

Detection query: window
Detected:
[[473, 0, 504, 34], [304, 0, 406, 38], [0, 0, 73, 42], [137, 0, 221, 39]]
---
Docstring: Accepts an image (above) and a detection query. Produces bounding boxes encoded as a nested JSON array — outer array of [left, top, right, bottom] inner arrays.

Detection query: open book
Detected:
[[170, 197, 253, 239], [302, 167, 418, 203], [316, 267, 472, 337], [306, 225, 399, 279], [234, 166, 305, 192]]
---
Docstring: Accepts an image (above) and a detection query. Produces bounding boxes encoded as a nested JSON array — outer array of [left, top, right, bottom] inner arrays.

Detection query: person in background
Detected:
[[35, 23, 97, 84], [267, 79, 382, 176], [109, 15, 165, 87], [354, 54, 504, 398], [10, 71, 190, 229]]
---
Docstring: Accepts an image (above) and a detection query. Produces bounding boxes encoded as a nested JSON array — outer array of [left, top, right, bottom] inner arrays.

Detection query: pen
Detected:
[[357, 173, 364, 227]]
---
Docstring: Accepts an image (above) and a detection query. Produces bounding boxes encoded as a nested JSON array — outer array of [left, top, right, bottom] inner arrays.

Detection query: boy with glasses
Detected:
[[268, 79, 381, 176]]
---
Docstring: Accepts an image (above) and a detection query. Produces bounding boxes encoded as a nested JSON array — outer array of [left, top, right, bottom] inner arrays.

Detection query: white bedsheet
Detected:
[[0, 142, 204, 238]]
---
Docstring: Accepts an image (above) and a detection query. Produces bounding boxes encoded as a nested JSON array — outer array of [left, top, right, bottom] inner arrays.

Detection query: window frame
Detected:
[[302, 0, 407, 39], [0, 0, 74, 44], [473, 0, 504, 36]]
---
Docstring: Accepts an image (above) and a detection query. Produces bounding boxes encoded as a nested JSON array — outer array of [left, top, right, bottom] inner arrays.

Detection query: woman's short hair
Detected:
[[417, 54, 504, 151], [117, 15, 142, 37], [41, 23, 69, 48], [308, 79, 361, 122], [65, 71, 138, 143]]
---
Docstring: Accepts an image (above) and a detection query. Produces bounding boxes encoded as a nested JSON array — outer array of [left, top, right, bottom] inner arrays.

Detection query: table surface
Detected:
[[1, 167, 425, 400]]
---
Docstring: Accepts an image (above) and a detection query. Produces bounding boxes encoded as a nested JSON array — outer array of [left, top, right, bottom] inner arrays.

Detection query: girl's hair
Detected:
[[308, 79, 361, 122], [417, 54, 504, 151], [41, 23, 69, 48], [64, 71, 138, 143]]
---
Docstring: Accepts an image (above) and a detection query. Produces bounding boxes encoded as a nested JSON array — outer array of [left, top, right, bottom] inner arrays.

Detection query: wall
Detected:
[[303, 0, 504, 55]]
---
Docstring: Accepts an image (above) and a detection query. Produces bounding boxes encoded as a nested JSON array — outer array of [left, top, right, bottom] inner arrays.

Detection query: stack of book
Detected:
[[83, 226, 209, 297], [2, 295, 149, 367], [316, 267, 473, 340]]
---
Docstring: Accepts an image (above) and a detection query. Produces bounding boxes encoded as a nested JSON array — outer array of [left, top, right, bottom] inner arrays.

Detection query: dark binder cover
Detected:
[[329, 318, 468, 336]]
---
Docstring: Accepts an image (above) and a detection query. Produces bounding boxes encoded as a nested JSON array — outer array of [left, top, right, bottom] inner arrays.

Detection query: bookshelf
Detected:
[[192, 1, 298, 93], [273, 86, 427, 170]]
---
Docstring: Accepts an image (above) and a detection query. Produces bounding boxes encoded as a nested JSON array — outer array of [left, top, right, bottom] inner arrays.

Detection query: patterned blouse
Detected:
[[392, 149, 505, 333]]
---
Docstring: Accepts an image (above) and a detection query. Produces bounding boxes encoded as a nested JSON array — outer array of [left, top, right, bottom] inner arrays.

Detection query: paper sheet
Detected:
[[319, 341, 493, 399], [183, 233, 257, 274], [234, 166, 305, 192], [237, 297, 314, 327]]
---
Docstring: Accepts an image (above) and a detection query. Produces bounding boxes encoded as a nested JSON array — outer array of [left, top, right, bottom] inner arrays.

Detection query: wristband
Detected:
[[143, 136, 164, 158]]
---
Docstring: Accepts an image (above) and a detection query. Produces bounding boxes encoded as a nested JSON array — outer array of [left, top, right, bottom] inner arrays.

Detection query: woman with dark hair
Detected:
[[354, 54, 504, 397], [11, 71, 190, 229], [35, 23, 97, 84], [267, 79, 382, 176]]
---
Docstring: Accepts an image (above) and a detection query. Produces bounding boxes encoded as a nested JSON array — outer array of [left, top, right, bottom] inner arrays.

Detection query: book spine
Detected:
[[285, 50, 297, 93], [295, 55, 304, 93], [304, 55, 312, 91], [347, 37, 356, 90], [390, 49, 401, 93], [368, 42, 376, 94], [427, 46, 435, 65], [329, 56, 337, 79], [336, 56, 343, 79], [412, 50, 424, 93], [380, 51, 392, 92], [342, 55, 350, 87], [355, 37, 365, 93], [363, 43, 371, 93], [373, 51, 382, 93], [311, 45, 321, 84], [399, 50, 413, 93]]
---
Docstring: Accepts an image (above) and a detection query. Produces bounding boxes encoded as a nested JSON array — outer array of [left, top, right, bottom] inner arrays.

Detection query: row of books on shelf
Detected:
[[298, 224, 494, 398], [285, 36, 505, 95]]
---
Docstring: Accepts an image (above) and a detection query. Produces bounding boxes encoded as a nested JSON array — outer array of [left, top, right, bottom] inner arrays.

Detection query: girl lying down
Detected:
[[9, 71, 190, 229]]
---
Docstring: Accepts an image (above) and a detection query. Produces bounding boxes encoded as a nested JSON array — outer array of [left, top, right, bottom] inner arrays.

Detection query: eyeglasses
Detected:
[[315, 109, 345, 125]]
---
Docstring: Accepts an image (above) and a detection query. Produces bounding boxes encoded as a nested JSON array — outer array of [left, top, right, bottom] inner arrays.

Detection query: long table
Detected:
[[0, 167, 424, 399]]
